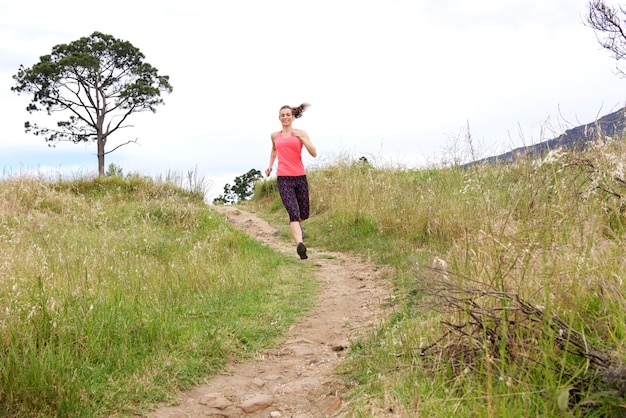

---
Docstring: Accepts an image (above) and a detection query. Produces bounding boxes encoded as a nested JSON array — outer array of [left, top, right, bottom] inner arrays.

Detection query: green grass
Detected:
[[254, 142, 626, 417], [0, 174, 318, 417]]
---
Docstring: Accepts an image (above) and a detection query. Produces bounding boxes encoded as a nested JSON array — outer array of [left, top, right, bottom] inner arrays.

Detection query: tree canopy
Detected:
[[12, 31, 172, 176], [213, 169, 263, 205]]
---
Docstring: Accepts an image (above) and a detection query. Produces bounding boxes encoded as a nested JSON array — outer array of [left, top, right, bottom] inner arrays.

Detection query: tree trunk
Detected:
[[96, 106, 106, 177], [97, 130, 106, 176]]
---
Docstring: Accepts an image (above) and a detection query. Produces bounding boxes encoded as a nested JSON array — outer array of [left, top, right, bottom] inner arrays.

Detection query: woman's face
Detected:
[[279, 108, 293, 125]]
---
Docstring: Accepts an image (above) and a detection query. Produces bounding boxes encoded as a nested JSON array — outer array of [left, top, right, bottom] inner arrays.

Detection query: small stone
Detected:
[[270, 411, 282, 417], [238, 394, 273, 413], [251, 377, 265, 387], [199, 392, 232, 409], [285, 337, 313, 345], [293, 346, 315, 356], [322, 396, 342, 414], [331, 342, 349, 352]]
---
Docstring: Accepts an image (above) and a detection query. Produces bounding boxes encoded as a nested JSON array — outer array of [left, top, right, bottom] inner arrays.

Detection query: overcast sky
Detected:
[[1, 0, 625, 200]]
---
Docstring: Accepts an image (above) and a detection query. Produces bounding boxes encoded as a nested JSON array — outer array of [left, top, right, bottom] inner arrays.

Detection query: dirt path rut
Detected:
[[149, 205, 393, 418]]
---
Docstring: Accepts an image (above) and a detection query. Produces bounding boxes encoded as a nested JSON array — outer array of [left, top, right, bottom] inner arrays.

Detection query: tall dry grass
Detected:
[[254, 139, 626, 416]]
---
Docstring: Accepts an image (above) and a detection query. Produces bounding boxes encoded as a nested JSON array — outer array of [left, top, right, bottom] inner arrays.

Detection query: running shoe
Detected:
[[297, 242, 308, 259]]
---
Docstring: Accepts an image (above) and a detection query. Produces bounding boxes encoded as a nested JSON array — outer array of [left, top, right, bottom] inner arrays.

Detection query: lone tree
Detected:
[[587, 0, 626, 77], [11, 32, 172, 176]]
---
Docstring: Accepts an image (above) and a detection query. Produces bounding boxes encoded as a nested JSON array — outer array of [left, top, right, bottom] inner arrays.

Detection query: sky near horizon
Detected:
[[1, 0, 625, 200]]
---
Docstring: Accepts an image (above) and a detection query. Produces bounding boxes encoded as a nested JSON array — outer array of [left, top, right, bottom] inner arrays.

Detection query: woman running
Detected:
[[265, 103, 317, 259]]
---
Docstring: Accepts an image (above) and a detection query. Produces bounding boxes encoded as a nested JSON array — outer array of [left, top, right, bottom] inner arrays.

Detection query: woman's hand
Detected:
[[292, 130, 306, 141], [265, 167, 272, 177]]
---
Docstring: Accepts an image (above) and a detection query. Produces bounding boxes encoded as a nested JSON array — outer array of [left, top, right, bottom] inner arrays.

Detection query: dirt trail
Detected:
[[150, 205, 393, 418]]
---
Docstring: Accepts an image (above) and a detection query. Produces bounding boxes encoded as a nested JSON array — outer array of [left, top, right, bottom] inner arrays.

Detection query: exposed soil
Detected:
[[149, 205, 394, 418]]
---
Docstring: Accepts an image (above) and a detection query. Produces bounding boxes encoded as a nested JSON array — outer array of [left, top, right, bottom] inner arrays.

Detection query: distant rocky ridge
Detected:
[[465, 106, 626, 167]]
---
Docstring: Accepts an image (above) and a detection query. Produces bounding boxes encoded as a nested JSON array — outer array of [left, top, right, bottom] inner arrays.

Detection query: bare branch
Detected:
[[103, 138, 139, 155], [410, 262, 626, 411], [586, 0, 626, 77]]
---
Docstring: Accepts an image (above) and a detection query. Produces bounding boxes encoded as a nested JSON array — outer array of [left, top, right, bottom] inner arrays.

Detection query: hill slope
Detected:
[[468, 106, 626, 166]]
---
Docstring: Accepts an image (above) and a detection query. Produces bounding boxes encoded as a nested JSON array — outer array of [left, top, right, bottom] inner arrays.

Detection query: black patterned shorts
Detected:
[[277, 175, 310, 222]]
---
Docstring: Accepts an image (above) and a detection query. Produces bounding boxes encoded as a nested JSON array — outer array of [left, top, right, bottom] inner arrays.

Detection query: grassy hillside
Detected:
[[3, 136, 626, 417], [254, 139, 626, 417], [0, 174, 318, 417]]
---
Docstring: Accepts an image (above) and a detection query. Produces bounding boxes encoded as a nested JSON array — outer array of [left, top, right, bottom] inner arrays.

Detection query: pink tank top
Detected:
[[275, 131, 305, 176]]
